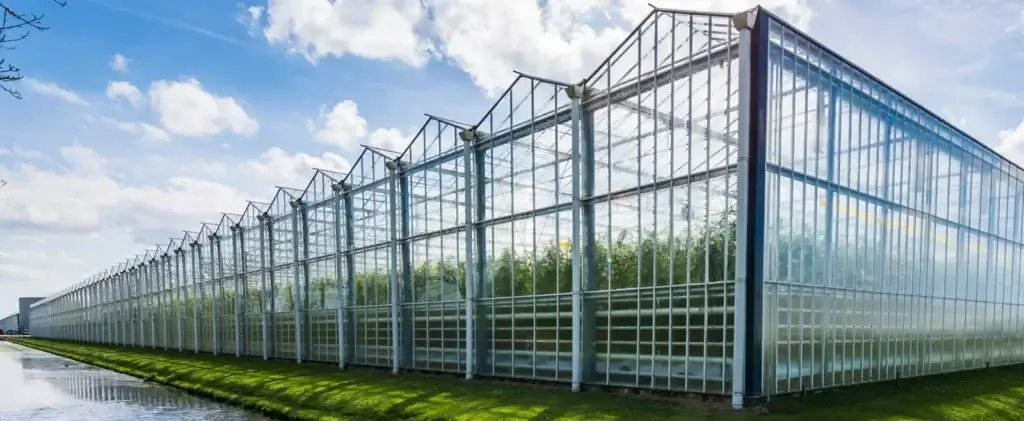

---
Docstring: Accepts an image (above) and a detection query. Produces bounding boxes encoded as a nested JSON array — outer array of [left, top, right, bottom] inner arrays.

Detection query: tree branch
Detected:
[[0, 0, 67, 99]]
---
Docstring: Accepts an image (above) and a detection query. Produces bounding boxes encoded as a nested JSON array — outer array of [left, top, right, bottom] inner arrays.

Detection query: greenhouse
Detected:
[[28, 6, 1024, 407]]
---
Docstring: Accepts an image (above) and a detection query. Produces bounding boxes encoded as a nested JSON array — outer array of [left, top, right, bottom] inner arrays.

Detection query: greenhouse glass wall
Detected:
[[27, 6, 1024, 406]]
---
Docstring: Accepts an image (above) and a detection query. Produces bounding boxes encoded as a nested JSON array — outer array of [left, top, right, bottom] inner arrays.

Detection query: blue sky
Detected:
[[1, 0, 1024, 315]]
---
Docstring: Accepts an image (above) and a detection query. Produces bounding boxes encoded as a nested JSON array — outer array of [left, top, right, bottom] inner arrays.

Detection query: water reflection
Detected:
[[0, 342, 271, 420]]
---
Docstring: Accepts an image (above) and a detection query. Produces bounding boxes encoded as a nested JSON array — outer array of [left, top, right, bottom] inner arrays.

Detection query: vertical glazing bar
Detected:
[[387, 162, 402, 373], [258, 214, 271, 360], [290, 201, 305, 364], [460, 129, 477, 380]]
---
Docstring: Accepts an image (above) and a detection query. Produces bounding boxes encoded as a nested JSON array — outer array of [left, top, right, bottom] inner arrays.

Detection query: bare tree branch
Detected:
[[0, 0, 67, 99]]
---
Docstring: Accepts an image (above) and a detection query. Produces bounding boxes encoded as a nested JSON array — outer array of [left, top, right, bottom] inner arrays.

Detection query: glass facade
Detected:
[[26, 6, 1021, 403], [760, 15, 1024, 395]]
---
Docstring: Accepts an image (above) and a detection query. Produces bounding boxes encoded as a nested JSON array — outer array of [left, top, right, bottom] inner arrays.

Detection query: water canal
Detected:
[[0, 341, 272, 421]]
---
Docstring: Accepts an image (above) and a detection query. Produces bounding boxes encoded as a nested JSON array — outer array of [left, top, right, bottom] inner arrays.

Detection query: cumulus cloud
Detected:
[[249, 0, 812, 96], [308, 100, 413, 153], [245, 147, 351, 186], [997, 120, 1024, 164], [312, 100, 367, 147], [106, 81, 145, 108], [368, 127, 411, 153], [110, 54, 130, 72], [22, 78, 88, 105], [261, 0, 431, 66], [149, 78, 259, 137], [101, 117, 171, 142]]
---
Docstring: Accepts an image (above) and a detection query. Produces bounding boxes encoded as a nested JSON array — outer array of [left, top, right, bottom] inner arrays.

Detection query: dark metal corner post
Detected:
[[730, 7, 769, 407], [397, 161, 416, 369], [566, 82, 597, 391]]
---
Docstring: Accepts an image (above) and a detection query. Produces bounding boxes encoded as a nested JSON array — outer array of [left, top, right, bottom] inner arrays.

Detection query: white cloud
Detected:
[[312, 100, 367, 147], [106, 81, 145, 108], [59, 144, 106, 174], [110, 54, 130, 72], [245, 147, 351, 186], [11, 146, 45, 160], [250, 0, 812, 96], [0, 148, 9, 156], [368, 127, 411, 153], [260, 0, 431, 66], [22, 78, 88, 105], [237, 4, 265, 35], [101, 117, 171, 142], [149, 78, 259, 137], [997, 120, 1024, 164]]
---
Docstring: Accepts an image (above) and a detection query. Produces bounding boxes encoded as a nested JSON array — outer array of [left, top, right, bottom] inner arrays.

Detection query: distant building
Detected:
[[0, 313, 18, 334], [18, 297, 43, 333]]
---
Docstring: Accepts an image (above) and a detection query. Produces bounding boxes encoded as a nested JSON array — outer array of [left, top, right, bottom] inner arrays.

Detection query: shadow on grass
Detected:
[[16, 338, 1024, 421]]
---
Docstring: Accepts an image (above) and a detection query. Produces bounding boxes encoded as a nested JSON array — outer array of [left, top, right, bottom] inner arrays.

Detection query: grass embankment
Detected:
[[10, 338, 1024, 421]]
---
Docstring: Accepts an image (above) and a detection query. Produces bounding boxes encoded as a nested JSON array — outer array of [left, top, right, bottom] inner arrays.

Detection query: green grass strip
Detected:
[[11, 338, 1024, 420]]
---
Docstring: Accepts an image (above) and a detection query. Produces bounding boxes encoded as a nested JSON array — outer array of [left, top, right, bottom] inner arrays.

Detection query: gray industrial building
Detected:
[[19, 297, 44, 333], [0, 313, 18, 334]]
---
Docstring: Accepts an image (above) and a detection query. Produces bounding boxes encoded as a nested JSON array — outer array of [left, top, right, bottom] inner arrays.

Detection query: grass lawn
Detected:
[[9, 338, 1024, 421]]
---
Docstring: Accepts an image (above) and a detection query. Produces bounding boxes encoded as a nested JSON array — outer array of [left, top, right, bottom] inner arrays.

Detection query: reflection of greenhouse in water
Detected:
[[27, 5, 1024, 408]]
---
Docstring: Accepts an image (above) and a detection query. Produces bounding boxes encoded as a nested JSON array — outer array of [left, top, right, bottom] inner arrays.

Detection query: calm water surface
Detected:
[[0, 341, 273, 421]]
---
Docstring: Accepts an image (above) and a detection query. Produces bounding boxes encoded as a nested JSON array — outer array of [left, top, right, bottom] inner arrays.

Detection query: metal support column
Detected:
[[238, 224, 250, 355], [300, 202, 312, 362], [191, 243, 201, 354], [459, 129, 478, 379], [119, 269, 127, 347], [129, 267, 136, 347], [732, 8, 768, 405], [343, 184, 357, 367], [148, 262, 156, 348], [386, 161, 402, 373], [210, 234, 220, 355], [399, 164, 414, 368], [290, 199, 305, 364], [231, 225, 243, 357], [331, 182, 347, 368], [257, 213, 271, 360], [567, 83, 585, 392], [567, 82, 597, 389]]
